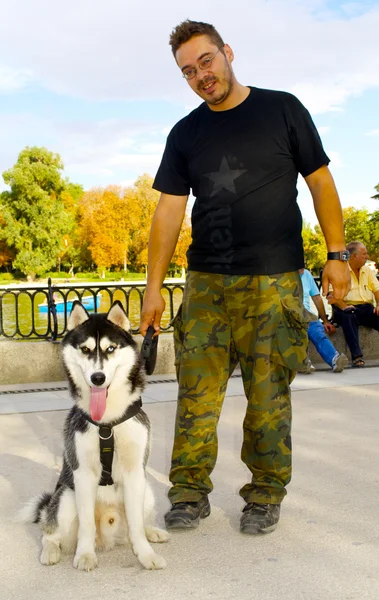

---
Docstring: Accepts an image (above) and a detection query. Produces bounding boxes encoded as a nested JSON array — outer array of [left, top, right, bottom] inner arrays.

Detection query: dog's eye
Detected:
[[106, 345, 116, 354], [81, 346, 90, 354]]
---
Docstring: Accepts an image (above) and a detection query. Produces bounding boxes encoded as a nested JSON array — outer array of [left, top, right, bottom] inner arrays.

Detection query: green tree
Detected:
[[0, 147, 74, 279], [368, 211, 379, 263], [0, 240, 14, 270], [372, 183, 379, 200], [343, 207, 372, 248], [302, 221, 326, 274], [59, 183, 85, 275]]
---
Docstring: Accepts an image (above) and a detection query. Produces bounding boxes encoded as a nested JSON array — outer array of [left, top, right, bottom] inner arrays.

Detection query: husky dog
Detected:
[[19, 301, 168, 571]]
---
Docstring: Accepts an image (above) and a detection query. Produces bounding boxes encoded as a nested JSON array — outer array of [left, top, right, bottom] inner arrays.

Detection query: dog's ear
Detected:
[[67, 302, 90, 330], [107, 301, 131, 331]]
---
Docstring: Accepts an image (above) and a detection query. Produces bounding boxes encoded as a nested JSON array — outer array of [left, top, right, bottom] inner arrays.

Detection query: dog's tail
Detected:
[[15, 493, 52, 524]]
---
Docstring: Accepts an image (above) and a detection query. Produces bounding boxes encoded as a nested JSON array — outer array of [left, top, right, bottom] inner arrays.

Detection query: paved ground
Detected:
[[1, 365, 379, 600]]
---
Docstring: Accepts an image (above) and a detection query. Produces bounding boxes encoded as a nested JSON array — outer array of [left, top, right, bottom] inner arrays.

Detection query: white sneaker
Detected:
[[332, 353, 348, 373]]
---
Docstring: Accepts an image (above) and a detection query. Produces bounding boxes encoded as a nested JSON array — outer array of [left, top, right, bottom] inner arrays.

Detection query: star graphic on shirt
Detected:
[[204, 156, 247, 197]]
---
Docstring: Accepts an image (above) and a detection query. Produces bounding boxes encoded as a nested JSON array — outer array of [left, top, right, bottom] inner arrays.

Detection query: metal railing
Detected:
[[0, 278, 185, 341], [0, 274, 339, 342]]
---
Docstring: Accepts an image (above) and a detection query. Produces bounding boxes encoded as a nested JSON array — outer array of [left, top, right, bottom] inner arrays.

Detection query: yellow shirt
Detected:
[[344, 264, 379, 305]]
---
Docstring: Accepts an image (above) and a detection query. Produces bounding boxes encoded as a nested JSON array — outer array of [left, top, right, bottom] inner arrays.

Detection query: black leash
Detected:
[[140, 325, 158, 375], [84, 399, 142, 486]]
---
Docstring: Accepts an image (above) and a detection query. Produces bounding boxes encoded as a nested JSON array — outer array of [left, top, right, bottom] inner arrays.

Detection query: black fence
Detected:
[[0, 275, 327, 342], [0, 278, 185, 341]]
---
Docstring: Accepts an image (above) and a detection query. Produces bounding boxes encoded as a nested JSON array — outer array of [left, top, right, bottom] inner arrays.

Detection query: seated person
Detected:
[[327, 241, 379, 368], [300, 268, 348, 373]]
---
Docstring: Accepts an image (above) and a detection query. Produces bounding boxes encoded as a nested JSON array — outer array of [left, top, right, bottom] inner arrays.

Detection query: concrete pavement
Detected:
[[1, 366, 379, 600]]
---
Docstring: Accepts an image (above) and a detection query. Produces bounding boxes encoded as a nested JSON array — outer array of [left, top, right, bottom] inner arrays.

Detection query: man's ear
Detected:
[[223, 44, 234, 63]]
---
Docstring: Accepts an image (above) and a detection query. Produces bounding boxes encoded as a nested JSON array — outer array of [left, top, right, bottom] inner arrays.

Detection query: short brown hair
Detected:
[[169, 20, 224, 56]]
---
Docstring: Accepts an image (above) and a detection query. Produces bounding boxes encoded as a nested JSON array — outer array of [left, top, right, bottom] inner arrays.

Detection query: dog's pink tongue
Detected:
[[90, 387, 107, 421]]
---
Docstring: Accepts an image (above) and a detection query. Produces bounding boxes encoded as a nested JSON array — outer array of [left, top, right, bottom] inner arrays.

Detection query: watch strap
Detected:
[[327, 250, 349, 261]]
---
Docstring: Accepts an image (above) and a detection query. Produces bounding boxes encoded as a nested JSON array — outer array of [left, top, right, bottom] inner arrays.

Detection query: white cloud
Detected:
[[0, 65, 33, 93], [0, 112, 166, 186], [366, 129, 379, 136], [119, 179, 137, 188], [325, 150, 344, 169], [0, 0, 378, 114], [65, 164, 115, 177], [317, 126, 330, 135]]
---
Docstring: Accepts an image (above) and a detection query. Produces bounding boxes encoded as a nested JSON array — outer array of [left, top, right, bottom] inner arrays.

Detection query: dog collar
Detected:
[[83, 398, 143, 486], [83, 397, 142, 429]]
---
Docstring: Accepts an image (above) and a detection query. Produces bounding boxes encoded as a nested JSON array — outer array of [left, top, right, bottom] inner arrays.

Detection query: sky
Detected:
[[0, 0, 379, 226]]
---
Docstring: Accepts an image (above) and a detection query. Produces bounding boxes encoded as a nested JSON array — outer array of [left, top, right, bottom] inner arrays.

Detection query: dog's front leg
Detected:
[[123, 468, 166, 570], [73, 470, 99, 571]]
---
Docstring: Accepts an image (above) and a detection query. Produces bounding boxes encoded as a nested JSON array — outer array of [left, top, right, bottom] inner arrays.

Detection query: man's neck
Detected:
[[351, 263, 361, 279]]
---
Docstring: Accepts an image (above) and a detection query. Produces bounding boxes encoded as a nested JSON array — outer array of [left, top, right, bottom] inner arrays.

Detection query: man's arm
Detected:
[[305, 165, 350, 300], [311, 294, 335, 334], [326, 291, 355, 312], [140, 192, 188, 335]]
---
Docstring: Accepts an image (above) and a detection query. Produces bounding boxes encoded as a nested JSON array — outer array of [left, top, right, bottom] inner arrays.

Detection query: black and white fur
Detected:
[[19, 301, 168, 571]]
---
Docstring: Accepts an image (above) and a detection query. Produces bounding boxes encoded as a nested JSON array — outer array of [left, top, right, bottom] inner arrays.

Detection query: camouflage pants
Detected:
[[168, 270, 309, 505]]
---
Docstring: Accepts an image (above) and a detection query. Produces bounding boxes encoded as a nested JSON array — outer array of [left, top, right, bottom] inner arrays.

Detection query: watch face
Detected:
[[341, 250, 350, 261]]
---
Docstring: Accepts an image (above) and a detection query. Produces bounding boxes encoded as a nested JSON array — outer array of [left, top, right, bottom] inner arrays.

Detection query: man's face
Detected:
[[351, 245, 368, 268], [175, 35, 234, 107]]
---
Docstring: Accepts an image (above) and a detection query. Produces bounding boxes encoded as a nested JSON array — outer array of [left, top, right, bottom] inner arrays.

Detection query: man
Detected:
[[328, 241, 379, 367], [299, 268, 348, 373], [140, 20, 350, 535]]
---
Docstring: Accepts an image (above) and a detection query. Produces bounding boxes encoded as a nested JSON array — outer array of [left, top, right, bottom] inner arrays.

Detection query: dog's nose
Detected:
[[91, 372, 106, 386]]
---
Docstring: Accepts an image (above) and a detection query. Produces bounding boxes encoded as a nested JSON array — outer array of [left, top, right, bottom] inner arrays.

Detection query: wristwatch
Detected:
[[327, 250, 350, 261]]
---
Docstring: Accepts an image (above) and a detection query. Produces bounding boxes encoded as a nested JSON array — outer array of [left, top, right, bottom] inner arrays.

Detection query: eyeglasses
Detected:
[[182, 48, 222, 81]]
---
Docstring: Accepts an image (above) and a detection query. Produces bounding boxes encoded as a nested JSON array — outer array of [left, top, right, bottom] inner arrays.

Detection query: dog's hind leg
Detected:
[[40, 488, 78, 565], [40, 533, 62, 566]]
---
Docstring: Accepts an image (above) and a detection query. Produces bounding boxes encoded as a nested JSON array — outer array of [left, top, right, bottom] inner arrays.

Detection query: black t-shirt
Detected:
[[153, 86, 329, 275]]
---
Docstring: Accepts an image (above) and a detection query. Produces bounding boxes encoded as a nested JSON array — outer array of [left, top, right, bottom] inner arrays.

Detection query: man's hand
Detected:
[[322, 260, 351, 301], [323, 320, 336, 334], [140, 289, 165, 337], [373, 305, 379, 316]]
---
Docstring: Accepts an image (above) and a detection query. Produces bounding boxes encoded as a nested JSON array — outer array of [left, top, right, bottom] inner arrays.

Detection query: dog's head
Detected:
[[61, 300, 144, 421]]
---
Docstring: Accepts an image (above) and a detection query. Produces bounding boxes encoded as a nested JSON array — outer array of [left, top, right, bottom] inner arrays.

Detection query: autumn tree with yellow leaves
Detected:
[[77, 175, 192, 276]]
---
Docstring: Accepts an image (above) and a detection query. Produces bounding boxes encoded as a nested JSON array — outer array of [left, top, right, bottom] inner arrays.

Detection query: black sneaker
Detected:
[[240, 502, 281, 535], [164, 496, 211, 529]]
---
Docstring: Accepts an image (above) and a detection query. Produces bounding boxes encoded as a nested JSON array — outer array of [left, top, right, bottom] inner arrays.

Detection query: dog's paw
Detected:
[[40, 542, 61, 566], [145, 526, 169, 543], [73, 552, 98, 571], [137, 550, 167, 570]]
